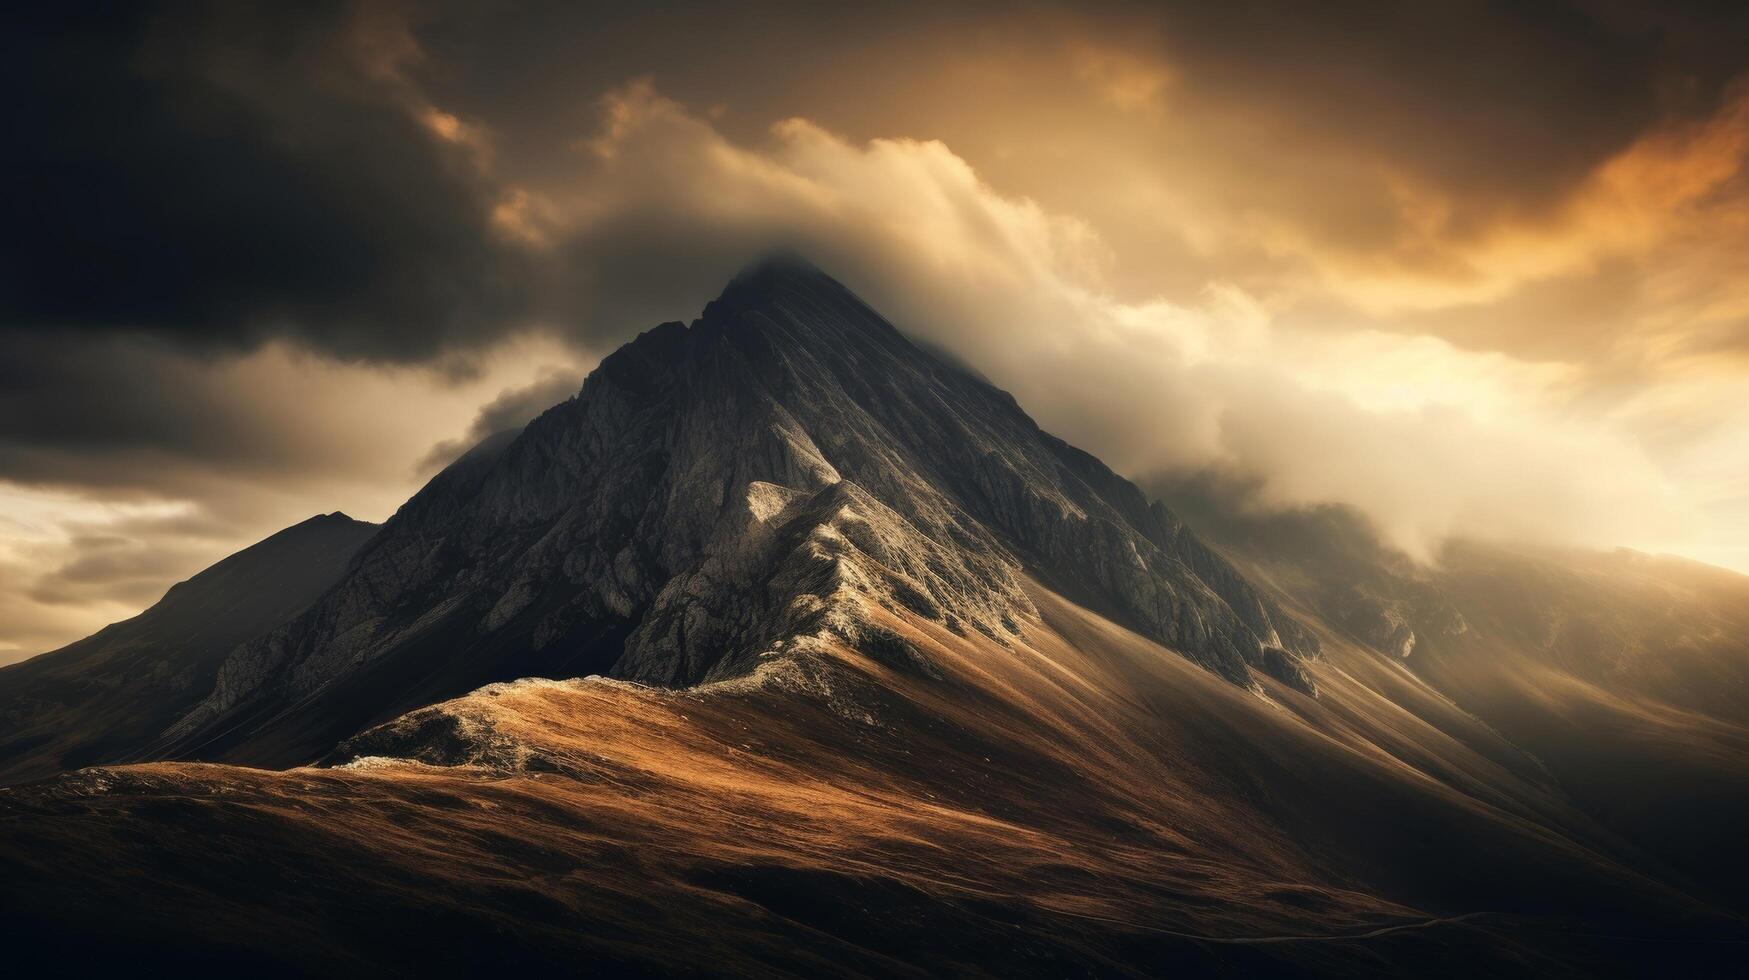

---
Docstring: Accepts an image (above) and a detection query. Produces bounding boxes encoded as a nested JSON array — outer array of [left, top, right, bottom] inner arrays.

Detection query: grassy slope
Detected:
[[2, 581, 1738, 976]]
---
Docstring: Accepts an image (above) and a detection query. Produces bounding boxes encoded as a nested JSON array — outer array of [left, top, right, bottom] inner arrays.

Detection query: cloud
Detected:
[[477, 82, 1700, 561], [0, 332, 584, 492], [0, 334, 589, 660], [1299, 84, 1749, 318], [1071, 41, 1174, 111], [0, 492, 220, 663], [5, 2, 1748, 661], [415, 368, 586, 475], [0, 2, 532, 361]]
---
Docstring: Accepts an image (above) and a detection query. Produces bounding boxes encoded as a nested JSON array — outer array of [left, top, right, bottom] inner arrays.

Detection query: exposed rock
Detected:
[[159, 256, 1319, 767], [1338, 590, 1420, 659], [331, 681, 568, 775]]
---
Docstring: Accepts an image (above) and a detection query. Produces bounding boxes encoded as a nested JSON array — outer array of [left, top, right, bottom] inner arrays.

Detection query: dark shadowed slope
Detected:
[[0, 513, 377, 785], [150, 256, 1315, 771], [1157, 482, 1749, 912]]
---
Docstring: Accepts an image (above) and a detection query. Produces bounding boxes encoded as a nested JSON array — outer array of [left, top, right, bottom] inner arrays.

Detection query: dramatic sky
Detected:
[[6, 0, 1749, 663]]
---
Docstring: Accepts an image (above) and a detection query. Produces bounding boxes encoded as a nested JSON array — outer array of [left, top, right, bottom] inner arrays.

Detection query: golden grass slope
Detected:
[[2, 579, 1738, 976]]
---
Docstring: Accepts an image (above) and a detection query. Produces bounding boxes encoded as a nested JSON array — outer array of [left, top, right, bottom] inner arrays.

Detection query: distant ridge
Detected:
[[0, 512, 377, 784]]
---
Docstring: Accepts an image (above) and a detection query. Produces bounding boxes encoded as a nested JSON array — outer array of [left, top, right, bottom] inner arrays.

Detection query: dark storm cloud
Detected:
[[414, 368, 583, 474], [407, 0, 1749, 256], [0, 333, 291, 487], [0, 326, 575, 504], [6, 0, 1743, 362], [0, 2, 530, 362], [1130, 0, 1732, 215]]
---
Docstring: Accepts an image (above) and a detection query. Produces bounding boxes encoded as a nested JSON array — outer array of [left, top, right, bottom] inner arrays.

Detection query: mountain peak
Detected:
[[727, 246, 829, 288], [151, 259, 1317, 765], [703, 251, 875, 325]]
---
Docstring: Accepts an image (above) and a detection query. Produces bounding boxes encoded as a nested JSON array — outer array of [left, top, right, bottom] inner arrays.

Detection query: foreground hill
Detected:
[[1, 259, 1744, 975], [4, 579, 1739, 975]]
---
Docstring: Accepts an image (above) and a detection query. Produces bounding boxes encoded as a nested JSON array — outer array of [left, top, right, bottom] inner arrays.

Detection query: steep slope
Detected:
[[0, 513, 377, 784], [158, 256, 1314, 770], [1158, 485, 1749, 911], [2, 582, 1737, 976]]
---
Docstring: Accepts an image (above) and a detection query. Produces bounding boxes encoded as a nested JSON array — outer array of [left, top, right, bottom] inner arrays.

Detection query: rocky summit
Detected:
[[153, 256, 1317, 769]]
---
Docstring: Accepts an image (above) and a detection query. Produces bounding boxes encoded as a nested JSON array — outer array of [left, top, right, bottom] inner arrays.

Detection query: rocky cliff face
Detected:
[[162, 257, 1316, 766]]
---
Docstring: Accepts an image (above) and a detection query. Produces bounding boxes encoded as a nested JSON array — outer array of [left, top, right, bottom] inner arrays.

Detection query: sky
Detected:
[[5, 0, 1749, 663]]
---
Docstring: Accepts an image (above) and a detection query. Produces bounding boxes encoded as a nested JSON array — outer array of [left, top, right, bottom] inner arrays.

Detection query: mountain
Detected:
[[148, 255, 1317, 771], [0, 512, 377, 784], [1156, 480, 1749, 912], [1, 258, 1745, 976]]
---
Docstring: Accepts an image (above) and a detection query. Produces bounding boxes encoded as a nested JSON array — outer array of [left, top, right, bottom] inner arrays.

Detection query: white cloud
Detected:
[[519, 81, 1702, 561]]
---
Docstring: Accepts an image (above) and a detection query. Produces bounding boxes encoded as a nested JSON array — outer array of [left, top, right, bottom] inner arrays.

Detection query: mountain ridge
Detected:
[[0, 511, 377, 784], [150, 256, 1317, 770], [2, 258, 1745, 975]]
